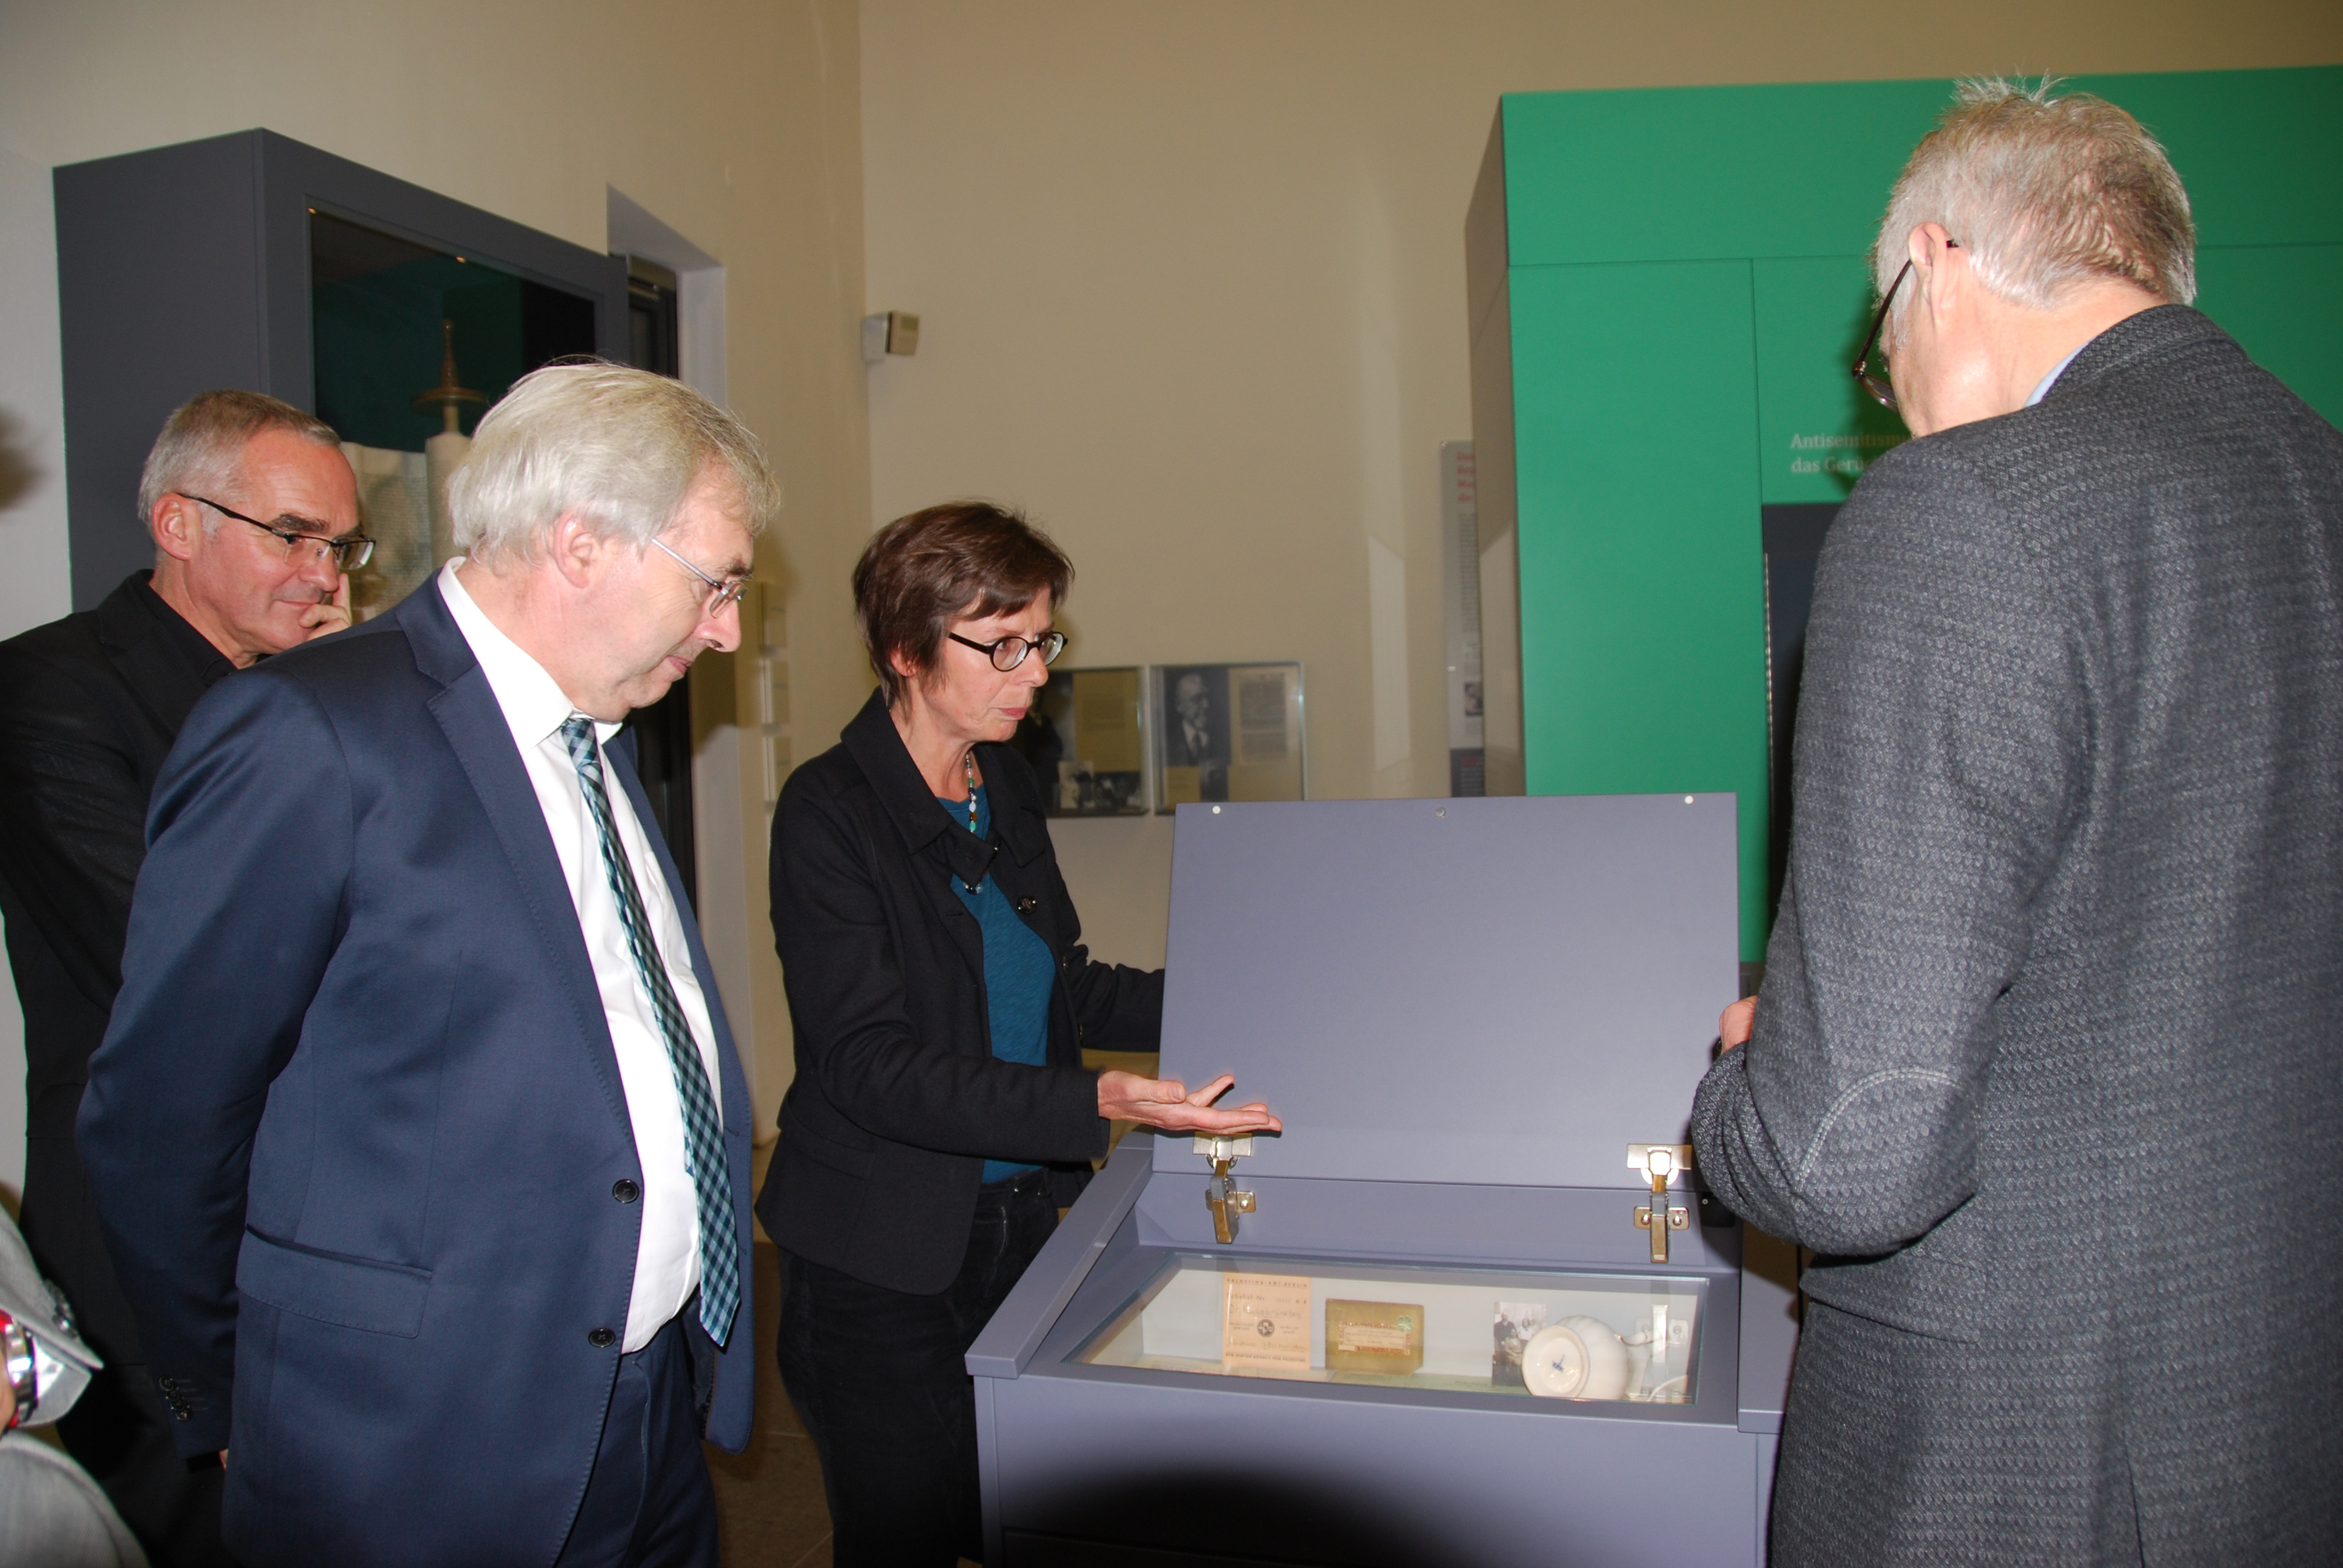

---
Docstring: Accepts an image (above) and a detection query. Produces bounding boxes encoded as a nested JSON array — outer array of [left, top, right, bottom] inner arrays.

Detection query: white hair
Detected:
[[445, 361, 776, 567], [1875, 78, 2195, 329]]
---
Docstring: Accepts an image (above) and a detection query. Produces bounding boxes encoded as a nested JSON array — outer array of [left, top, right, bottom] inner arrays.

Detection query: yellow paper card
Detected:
[[1325, 1298, 1425, 1374]]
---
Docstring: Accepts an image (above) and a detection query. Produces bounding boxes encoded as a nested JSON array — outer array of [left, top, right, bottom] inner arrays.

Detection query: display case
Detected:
[[53, 129, 624, 610], [968, 792, 1799, 1568]]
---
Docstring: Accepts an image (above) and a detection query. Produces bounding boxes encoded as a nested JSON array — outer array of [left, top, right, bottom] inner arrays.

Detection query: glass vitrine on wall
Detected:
[[55, 128, 624, 610], [312, 209, 596, 452], [312, 209, 601, 621]]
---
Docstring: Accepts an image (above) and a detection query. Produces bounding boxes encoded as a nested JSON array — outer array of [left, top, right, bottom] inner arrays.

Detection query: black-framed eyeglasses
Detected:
[[649, 537, 752, 615], [947, 629, 1066, 672], [1852, 243, 1956, 413], [180, 494, 373, 571]]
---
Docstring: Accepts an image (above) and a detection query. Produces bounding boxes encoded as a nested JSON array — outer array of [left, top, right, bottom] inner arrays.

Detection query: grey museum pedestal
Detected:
[[968, 794, 1800, 1567]]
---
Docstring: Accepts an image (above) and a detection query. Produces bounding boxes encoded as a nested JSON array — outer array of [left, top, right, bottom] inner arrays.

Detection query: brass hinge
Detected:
[[1630, 1144, 1693, 1264], [1196, 1134, 1257, 1243]]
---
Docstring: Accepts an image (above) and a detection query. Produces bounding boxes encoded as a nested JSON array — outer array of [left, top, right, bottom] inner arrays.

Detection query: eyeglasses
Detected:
[[649, 537, 752, 615], [947, 629, 1067, 672], [181, 494, 374, 571], [1852, 243, 1956, 413]]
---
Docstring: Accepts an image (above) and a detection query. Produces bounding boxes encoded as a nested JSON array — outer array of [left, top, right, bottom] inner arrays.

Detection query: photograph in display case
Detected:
[[1154, 662, 1304, 811], [1012, 665, 1149, 815], [1492, 1300, 1547, 1388]]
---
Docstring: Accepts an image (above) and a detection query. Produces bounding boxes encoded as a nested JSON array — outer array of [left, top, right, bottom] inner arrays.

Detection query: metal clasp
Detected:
[[1197, 1135, 1256, 1243], [1631, 1144, 1693, 1264]]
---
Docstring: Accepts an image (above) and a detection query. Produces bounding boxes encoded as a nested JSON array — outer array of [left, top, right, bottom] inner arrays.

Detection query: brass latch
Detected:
[[1630, 1144, 1693, 1264], [1196, 1134, 1256, 1243]]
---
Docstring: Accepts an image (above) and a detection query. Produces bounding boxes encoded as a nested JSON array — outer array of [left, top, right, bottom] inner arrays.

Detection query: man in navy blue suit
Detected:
[[77, 363, 773, 1567]]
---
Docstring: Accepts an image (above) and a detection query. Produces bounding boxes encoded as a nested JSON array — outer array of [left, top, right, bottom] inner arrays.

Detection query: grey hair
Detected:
[[1873, 78, 2195, 330], [136, 389, 341, 529], [445, 361, 777, 567]]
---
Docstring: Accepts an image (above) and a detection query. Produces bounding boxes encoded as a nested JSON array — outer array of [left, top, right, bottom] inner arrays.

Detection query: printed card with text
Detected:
[[1221, 1272, 1313, 1373]]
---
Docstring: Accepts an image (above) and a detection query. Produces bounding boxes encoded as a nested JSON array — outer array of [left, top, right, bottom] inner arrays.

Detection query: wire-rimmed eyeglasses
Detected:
[[180, 494, 374, 571], [1852, 242, 1957, 413], [649, 537, 752, 616], [947, 629, 1067, 673]]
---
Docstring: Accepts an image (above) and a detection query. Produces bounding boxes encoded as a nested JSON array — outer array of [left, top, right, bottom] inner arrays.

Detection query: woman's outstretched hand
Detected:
[[1096, 1071, 1282, 1135]]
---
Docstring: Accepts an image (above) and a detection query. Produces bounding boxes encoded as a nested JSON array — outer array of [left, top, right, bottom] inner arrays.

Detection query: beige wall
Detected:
[[0, 0, 875, 1171], [857, 0, 2343, 972]]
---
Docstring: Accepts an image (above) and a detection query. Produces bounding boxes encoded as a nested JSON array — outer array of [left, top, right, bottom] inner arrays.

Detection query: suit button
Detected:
[[588, 1327, 617, 1348], [612, 1180, 640, 1204]]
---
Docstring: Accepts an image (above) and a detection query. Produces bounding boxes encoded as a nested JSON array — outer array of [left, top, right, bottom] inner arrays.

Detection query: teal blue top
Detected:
[[937, 784, 1055, 1184]]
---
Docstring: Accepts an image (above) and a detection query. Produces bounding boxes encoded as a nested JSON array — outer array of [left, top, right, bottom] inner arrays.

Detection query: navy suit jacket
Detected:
[[76, 580, 756, 1567]]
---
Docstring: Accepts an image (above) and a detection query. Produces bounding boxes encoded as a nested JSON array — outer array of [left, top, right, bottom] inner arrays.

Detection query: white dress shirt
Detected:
[[438, 561, 722, 1351]]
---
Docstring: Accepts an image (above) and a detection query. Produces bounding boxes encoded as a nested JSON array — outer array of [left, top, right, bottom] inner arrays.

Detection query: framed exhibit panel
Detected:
[[1153, 662, 1304, 811], [1015, 665, 1150, 817]]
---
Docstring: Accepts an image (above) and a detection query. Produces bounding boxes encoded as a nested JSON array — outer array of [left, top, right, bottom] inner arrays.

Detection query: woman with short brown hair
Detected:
[[755, 501, 1278, 1566]]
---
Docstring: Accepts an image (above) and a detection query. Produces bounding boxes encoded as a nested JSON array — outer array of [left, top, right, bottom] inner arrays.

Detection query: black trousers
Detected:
[[554, 1312, 719, 1568], [777, 1169, 1059, 1567], [53, 1359, 231, 1568]]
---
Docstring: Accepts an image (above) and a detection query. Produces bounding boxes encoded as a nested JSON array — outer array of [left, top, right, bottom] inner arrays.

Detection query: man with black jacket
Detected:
[[0, 388, 359, 1566]]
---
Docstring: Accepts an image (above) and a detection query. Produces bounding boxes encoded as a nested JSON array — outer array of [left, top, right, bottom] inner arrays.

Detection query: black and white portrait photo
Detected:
[[1153, 662, 1304, 810], [1158, 664, 1231, 803]]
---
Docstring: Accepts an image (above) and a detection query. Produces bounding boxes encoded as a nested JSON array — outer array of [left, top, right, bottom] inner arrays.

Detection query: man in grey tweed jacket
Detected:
[[1692, 83, 2342, 1564]]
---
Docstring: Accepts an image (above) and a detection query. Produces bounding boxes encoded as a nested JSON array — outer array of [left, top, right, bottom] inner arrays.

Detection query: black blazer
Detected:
[[757, 692, 1162, 1293], [0, 571, 232, 1361]]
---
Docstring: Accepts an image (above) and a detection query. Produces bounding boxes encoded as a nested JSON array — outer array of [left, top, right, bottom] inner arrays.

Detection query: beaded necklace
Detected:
[[963, 750, 980, 833]]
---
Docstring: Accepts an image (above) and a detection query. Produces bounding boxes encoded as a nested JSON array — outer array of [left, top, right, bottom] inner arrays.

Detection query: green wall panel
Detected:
[[1500, 80, 1947, 267], [1500, 67, 2343, 271], [1751, 256, 1909, 503], [2195, 245, 2343, 425], [1489, 66, 2343, 965], [2067, 70, 2343, 249], [1509, 261, 1770, 954]]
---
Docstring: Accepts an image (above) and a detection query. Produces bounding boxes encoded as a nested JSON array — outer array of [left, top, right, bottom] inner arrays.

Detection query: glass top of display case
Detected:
[[1067, 1252, 1705, 1405]]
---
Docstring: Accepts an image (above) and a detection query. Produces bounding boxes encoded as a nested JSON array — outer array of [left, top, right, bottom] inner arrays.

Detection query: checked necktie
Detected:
[[561, 716, 739, 1348]]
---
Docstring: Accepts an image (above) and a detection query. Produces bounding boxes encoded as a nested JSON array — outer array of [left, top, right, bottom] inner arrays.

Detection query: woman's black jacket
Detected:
[[753, 691, 1164, 1294]]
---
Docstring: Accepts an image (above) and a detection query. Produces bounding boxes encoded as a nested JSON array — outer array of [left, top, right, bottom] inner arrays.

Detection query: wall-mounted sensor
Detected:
[[861, 310, 920, 363]]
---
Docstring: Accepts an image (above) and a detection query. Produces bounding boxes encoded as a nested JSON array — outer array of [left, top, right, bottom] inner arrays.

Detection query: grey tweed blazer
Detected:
[[1693, 306, 2343, 1566]]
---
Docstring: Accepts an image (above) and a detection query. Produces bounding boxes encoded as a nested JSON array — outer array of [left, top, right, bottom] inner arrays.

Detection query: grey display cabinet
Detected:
[[53, 129, 626, 610], [969, 794, 1800, 1567]]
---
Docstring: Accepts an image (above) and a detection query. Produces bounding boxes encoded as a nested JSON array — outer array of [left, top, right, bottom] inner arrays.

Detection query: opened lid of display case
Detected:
[[1155, 794, 1737, 1194]]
